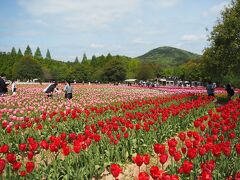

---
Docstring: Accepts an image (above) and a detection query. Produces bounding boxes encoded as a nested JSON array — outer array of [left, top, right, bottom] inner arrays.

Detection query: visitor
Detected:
[[225, 84, 234, 101], [64, 80, 73, 101], [43, 81, 59, 98], [0, 74, 8, 96], [206, 81, 215, 97], [11, 80, 17, 96]]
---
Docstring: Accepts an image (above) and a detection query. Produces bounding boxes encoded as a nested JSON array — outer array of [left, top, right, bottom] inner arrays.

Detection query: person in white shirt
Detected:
[[64, 81, 73, 101], [11, 80, 17, 96]]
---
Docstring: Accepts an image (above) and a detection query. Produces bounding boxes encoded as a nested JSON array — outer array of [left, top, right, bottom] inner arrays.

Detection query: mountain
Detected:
[[137, 46, 201, 67]]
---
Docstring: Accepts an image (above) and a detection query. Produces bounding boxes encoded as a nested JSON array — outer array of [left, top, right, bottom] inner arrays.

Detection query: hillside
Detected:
[[137, 46, 201, 67]]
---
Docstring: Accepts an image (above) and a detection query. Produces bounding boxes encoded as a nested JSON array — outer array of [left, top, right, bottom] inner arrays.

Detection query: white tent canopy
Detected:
[[124, 79, 137, 82]]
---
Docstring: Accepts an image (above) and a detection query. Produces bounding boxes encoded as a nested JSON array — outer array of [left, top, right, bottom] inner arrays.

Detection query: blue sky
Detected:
[[0, 0, 231, 61]]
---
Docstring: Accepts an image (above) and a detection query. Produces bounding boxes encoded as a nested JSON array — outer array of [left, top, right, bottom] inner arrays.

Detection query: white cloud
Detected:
[[180, 34, 206, 42], [90, 43, 105, 49], [17, 0, 138, 29], [203, 2, 229, 17]]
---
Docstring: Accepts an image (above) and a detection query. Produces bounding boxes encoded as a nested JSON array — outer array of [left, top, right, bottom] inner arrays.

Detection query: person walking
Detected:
[[64, 81, 73, 101], [225, 84, 235, 101], [206, 81, 215, 97], [0, 74, 8, 96]]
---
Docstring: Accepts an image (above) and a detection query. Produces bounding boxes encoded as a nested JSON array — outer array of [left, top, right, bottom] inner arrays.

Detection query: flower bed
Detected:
[[0, 85, 238, 179]]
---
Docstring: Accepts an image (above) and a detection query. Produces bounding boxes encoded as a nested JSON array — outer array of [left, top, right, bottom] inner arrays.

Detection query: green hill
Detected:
[[137, 46, 201, 67]]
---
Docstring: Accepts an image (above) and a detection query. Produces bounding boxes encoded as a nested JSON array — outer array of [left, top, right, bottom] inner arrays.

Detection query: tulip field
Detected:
[[0, 84, 239, 180]]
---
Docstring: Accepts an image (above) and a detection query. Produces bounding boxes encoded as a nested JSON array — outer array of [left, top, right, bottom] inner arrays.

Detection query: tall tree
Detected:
[[81, 53, 88, 64], [17, 49, 23, 57], [91, 55, 97, 66], [24, 45, 32, 56], [74, 56, 79, 63], [201, 0, 240, 86], [46, 49, 52, 60], [34, 47, 43, 59], [11, 47, 17, 56]]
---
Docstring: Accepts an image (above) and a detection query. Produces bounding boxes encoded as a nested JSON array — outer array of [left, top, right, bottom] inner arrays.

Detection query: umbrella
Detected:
[[44, 83, 57, 93]]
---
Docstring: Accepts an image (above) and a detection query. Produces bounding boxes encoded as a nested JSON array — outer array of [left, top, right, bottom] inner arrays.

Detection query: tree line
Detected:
[[0, 46, 164, 82]]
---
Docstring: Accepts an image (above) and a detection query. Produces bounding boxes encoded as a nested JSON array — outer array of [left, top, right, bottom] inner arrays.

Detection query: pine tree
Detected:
[[74, 56, 79, 63], [92, 55, 96, 61], [17, 49, 23, 57], [46, 49, 51, 60], [81, 53, 88, 63], [11, 47, 17, 56], [34, 47, 42, 59], [91, 55, 97, 66], [24, 45, 33, 56], [106, 53, 112, 60]]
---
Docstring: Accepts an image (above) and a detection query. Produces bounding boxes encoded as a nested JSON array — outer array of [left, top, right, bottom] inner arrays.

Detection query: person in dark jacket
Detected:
[[0, 75, 8, 95], [225, 84, 235, 101], [206, 81, 215, 97]]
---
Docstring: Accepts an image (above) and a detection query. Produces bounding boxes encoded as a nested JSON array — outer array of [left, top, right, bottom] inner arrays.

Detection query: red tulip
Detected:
[[236, 144, 240, 155], [201, 160, 215, 173], [27, 151, 34, 160], [150, 166, 164, 180], [110, 164, 122, 178], [133, 154, 143, 167], [62, 146, 71, 156], [19, 143, 27, 152], [159, 154, 168, 165], [187, 148, 197, 159], [179, 160, 193, 174], [60, 132, 67, 140], [168, 138, 178, 148], [73, 145, 81, 153], [6, 153, 16, 164], [40, 140, 49, 150], [178, 132, 186, 141], [0, 159, 6, 174], [0, 144, 9, 153], [154, 144, 165, 154], [235, 172, 240, 179], [26, 161, 35, 173], [29, 141, 39, 151], [123, 132, 129, 138], [173, 151, 182, 162], [200, 171, 212, 180], [138, 172, 150, 180], [212, 144, 221, 157], [143, 154, 150, 165], [229, 132, 236, 139], [199, 146, 207, 156], [19, 171, 27, 176], [49, 144, 58, 152], [12, 162, 22, 171]]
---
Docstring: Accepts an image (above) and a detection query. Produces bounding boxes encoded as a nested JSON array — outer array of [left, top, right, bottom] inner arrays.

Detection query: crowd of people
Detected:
[[206, 81, 235, 101], [0, 74, 238, 102], [0, 74, 73, 101]]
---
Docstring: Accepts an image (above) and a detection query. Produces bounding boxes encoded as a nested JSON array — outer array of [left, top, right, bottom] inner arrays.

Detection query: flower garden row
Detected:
[[131, 98, 240, 180], [0, 85, 239, 179]]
